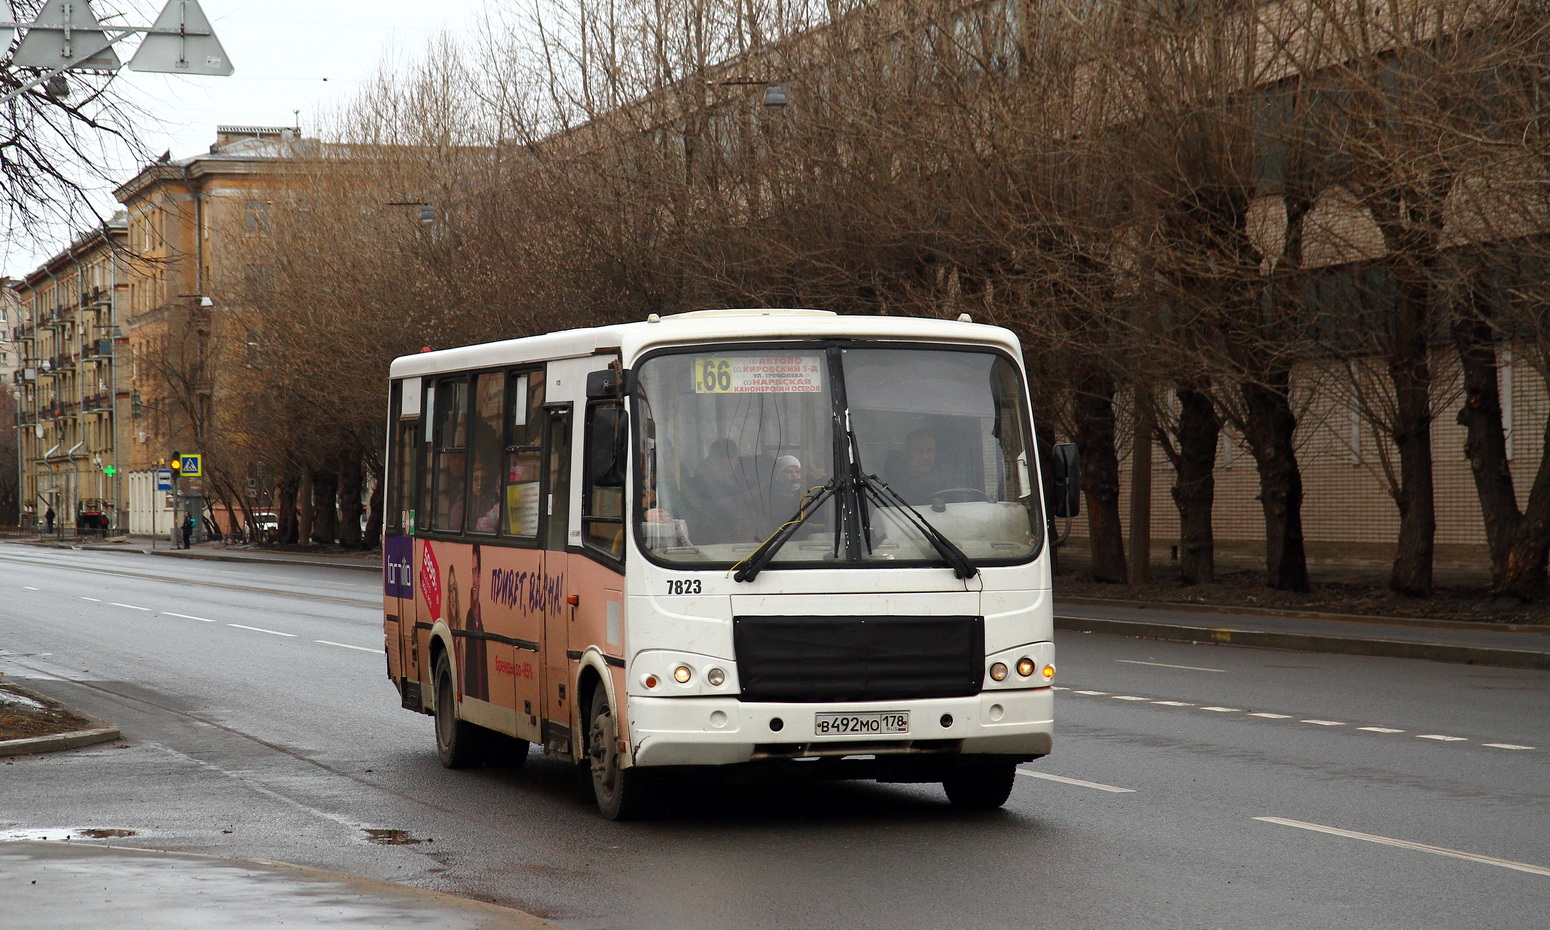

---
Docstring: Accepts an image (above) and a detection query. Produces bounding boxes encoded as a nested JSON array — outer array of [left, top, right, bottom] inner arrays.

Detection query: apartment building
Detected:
[[10, 215, 131, 534], [8, 125, 305, 536]]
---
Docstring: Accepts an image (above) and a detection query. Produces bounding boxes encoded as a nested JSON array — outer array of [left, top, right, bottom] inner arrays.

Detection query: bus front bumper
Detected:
[[627, 688, 1052, 767]]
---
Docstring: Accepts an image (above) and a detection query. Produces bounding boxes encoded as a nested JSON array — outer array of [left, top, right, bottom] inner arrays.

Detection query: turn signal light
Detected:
[[643, 674, 659, 689], [1016, 657, 1035, 677], [1043, 664, 1056, 680], [989, 662, 1008, 681], [673, 665, 693, 684]]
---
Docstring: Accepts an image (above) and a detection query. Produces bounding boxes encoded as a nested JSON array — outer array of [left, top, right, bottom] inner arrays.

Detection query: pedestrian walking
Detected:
[[44, 507, 55, 534], [181, 513, 195, 549]]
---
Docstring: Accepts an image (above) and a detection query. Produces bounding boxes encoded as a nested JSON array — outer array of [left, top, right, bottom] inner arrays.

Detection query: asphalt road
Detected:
[[2, 544, 1547, 929]]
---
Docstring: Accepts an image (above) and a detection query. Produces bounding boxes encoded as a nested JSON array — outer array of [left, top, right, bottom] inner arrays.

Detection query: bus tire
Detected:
[[942, 760, 1016, 810], [434, 651, 486, 768], [587, 680, 653, 820]]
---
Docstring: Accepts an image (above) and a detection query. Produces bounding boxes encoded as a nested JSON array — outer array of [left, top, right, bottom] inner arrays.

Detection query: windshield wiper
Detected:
[[732, 480, 839, 583], [858, 473, 979, 580]]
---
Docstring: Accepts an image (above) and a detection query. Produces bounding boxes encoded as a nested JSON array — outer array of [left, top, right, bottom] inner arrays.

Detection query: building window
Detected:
[[243, 200, 271, 237]]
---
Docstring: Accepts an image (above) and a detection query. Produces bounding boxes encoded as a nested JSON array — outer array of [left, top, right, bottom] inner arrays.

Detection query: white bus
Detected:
[[383, 309, 1079, 819]]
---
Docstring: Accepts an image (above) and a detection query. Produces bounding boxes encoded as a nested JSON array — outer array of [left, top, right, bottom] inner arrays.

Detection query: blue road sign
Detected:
[[156, 469, 172, 491]]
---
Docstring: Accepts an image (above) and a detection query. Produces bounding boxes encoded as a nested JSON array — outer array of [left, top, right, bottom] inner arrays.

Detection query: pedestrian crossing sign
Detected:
[[179, 454, 203, 477]]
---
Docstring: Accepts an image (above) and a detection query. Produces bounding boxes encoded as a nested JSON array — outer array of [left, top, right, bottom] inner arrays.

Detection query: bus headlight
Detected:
[[989, 662, 1008, 682], [1016, 657, 1035, 678], [673, 665, 693, 684], [707, 667, 726, 686]]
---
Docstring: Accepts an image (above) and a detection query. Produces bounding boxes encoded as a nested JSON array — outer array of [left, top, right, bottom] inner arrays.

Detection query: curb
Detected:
[[1060, 595, 1550, 635], [142, 548, 380, 572], [1054, 614, 1550, 670], [0, 683, 121, 758]]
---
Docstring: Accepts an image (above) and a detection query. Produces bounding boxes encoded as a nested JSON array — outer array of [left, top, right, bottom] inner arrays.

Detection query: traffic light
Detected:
[[170, 451, 182, 476]]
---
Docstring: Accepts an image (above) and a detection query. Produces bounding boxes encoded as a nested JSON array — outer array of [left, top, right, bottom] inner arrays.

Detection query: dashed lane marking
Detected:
[[110, 603, 152, 611], [316, 640, 377, 653], [1018, 770, 1136, 793], [227, 623, 295, 638], [164, 612, 215, 622], [1117, 659, 1225, 673], [1062, 687, 1538, 753], [1256, 817, 1550, 877], [80, 597, 100, 602]]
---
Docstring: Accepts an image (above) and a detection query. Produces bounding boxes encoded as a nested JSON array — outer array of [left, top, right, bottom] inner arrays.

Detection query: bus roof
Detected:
[[388, 310, 1022, 379]]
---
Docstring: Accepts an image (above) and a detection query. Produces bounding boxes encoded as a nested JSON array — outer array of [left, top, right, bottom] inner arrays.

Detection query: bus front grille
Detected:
[[732, 615, 984, 703]]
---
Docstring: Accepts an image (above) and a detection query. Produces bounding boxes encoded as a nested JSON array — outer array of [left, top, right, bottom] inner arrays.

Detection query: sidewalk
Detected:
[[0, 840, 558, 930]]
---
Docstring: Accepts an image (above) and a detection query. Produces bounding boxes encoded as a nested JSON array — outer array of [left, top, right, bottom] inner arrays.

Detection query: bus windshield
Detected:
[[635, 344, 1043, 570]]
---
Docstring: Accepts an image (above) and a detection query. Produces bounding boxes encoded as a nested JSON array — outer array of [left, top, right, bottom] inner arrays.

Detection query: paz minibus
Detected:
[[383, 309, 1078, 819]]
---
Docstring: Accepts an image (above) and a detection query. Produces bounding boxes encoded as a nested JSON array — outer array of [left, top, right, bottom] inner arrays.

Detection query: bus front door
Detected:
[[540, 405, 574, 756]]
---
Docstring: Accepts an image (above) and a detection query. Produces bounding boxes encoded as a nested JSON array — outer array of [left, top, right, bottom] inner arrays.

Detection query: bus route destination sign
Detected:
[[694, 356, 823, 394]]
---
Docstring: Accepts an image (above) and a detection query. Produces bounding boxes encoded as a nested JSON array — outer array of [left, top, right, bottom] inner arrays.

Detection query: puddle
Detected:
[[363, 828, 426, 845], [0, 827, 138, 841]]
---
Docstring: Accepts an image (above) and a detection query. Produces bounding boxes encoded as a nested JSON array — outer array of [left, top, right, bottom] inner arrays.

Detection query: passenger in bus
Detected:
[[891, 429, 953, 504], [470, 462, 502, 532], [685, 438, 749, 543]]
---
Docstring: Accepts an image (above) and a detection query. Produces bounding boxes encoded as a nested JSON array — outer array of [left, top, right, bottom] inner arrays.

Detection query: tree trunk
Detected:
[[1240, 369, 1309, 592], [1387, 285, 1435, 597], [1451, 286, 1519, 584], [1170, 382, 1220, 585], [277, 473, 300, 545], [1499, 411, 1550, 603], [363, 467, 384, 550], [311, 469, 340, 544], [297, 472, 315, 545], [1074, 365, 1127, 583], [338, 460, 364, 549]]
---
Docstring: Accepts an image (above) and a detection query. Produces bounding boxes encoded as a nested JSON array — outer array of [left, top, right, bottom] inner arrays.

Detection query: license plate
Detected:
[[814, 710, 910, 736]]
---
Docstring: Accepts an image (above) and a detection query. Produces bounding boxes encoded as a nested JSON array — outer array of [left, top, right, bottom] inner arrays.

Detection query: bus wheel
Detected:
[[587, 681, 652, 820], [942, 761, 1016, 810], [434, 651, 486, 768]]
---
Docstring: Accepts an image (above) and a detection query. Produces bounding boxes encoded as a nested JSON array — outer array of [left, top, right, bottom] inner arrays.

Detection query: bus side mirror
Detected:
[[586, 368, 634, 398], [590, 407, 628, 488], [1051, 442, 1081, 519]]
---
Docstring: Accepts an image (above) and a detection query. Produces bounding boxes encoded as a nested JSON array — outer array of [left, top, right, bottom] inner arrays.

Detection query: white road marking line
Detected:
[[1152, 701, 1193, 706], [23, 586, 38, 590], [1113, 695, 1149, 701], [1052, 686, 1070, 691], [227, 623, 295, 638], [316, 640, 376, 653], [80, 597, 101, 602], [1417, 734, 1467, 742], [1256, 817, 1550, 877], [1018, 770, 1136, 793], [1200, 706, 1241, 712], [1302, 719, 1345, 726], [111, 603, 152, 611], [1250, 713, 1292, 719], [1484, 743, 1535, 750], [1073, 690, 1107, 695], [1359, 727, 1405, 733], [164, 612, 215, 623], [1117, 659, 1224, 672]]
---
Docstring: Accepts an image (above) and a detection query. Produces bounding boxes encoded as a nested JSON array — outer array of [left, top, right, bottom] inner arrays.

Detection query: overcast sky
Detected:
[[4, 0, 488, 277]]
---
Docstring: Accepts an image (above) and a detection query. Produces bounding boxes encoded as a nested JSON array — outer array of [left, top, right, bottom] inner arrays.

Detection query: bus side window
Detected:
[[430, 378, 470, 532], [582, 401, 626, 559], [466, 372, 505, 535], [504, 370, 544, 538]]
